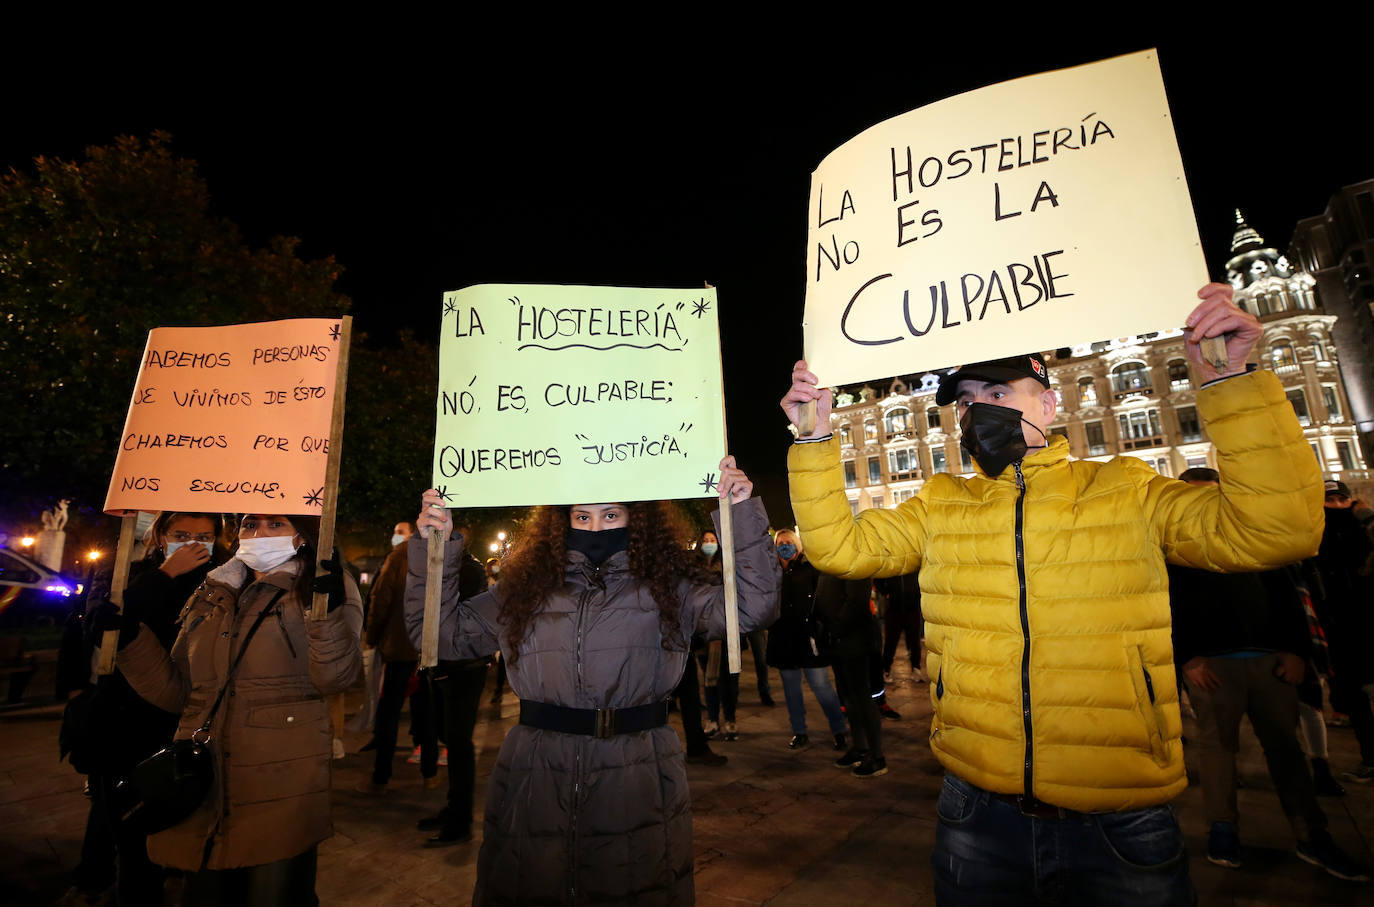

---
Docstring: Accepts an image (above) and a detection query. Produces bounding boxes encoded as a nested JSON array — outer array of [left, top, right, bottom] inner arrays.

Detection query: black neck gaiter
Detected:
[[565, 527, 629, 566]]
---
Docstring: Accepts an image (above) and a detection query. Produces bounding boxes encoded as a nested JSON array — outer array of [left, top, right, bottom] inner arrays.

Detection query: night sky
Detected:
[[6, 34, 1369, 520]]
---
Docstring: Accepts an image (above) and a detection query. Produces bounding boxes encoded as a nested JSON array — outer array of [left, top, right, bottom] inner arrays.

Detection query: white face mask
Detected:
[[235, 536, 300, 572], [391, 534, 408, 547], [165, 540, 213, 559]]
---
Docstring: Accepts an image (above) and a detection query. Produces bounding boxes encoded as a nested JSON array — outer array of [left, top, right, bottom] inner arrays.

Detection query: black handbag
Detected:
[[117, 591, 283, 834]]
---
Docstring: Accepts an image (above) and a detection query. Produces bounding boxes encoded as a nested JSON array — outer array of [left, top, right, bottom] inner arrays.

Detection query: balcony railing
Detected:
[[1121, 436, 1166, 451], [1169, 379, 1192, 392]]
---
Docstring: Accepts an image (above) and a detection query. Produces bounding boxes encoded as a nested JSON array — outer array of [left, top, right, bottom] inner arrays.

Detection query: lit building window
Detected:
[[868, 457, 881, 485], [884, 408, 911, 435], [1338, 441, 1356, 471], [1111, 362, 1151, 394], [1085, 421, 1107, 456], [1322, 385, 1341, 419], [1311, 335, 1329, 363], [931, 448, 948, 474], [1078, 376, 1098, 406], [926, 407, 941, 430], [1176, 406, 1202, 443], [864, 421, 878, 442], [839, 424, 853, 447], [1270, 342, 1299, 373], [843, 461, 857, 488], [1286, 388, 1311, 426], [1167, 359, 1191, 392]]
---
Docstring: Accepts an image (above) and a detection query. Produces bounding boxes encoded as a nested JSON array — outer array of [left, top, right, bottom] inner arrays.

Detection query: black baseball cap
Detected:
[[935, 353, 1051, 405], [1324, 480, 1352, 498]]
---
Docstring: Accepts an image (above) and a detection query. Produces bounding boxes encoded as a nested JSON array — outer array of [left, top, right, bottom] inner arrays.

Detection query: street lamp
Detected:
[[20, 536, 35, 548], [87, 550, 102, 562]]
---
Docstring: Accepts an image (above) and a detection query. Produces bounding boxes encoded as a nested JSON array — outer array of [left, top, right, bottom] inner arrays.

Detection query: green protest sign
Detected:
[[431, 284, 726, 507]]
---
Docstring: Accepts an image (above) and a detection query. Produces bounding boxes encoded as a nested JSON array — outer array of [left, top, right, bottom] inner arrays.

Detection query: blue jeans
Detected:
[[931, 774, 1195, 906], [779, 667, 848, 736]]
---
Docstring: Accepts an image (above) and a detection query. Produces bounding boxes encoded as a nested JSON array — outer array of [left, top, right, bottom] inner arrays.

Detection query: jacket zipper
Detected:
[[1013, 461, 1033, 799], [569, 565, 601, 901]]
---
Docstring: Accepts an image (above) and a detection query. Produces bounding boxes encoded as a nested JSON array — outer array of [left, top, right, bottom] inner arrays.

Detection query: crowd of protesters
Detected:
[[41, 281, 1374, 904]]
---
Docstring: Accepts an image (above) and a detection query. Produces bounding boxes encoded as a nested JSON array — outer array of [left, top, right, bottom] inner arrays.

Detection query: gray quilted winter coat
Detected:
[[404, 498, 780, 905]]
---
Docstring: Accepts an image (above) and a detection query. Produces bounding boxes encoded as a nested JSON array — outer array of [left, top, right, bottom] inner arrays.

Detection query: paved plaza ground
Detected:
[[3, 656, 1372, 905]]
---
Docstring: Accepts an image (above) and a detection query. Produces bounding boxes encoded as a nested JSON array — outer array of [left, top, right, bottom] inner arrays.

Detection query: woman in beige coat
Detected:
[[118, 513, 362, 905]]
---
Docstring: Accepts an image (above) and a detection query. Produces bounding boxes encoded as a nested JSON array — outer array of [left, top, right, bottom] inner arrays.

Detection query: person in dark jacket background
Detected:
[[814, 569, 886, 777], [1169, 467, 1367, 881], [404, 455, 780, 905], [58, 511, 226, 905], [765, 529, 848, 751], [1314, 479, 1374, 784], [876, 571, 923, 684]]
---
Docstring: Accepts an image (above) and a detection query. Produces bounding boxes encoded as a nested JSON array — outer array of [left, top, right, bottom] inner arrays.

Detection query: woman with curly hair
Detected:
[[403, 456, 780, 905]]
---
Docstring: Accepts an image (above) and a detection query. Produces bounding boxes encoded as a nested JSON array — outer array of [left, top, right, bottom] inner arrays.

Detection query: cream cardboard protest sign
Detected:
[[804, 49, 1207, 387], [104, 318, 344, 516], [432, 284, 726, 507]]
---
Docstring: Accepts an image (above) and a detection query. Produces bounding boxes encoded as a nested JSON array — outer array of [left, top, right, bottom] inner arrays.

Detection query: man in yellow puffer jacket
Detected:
[[782, 283, 1324, 905]]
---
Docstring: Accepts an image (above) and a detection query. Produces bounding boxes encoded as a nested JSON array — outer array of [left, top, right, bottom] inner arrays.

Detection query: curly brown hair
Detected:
[[495, 501, 720, 663]]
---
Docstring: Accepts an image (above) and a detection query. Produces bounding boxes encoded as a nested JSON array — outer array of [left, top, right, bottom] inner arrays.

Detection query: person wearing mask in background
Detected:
[[115, 514, 362, 905], [358, 521, 441, 795], [695, 530, 741, 740], [402, 457, 779, 904], [59, 512, 227, 906], [782, 284, 1326, 902], [1168, 467, 1367, 880], [766, 529, 849, 752]]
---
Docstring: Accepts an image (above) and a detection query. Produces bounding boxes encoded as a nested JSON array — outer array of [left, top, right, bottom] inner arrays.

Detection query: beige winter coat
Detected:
[[119, 558, 362, 870]]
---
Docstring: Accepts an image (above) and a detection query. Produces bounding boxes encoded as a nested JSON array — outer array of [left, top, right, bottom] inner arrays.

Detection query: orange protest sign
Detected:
[[104, 318, 345, 517]]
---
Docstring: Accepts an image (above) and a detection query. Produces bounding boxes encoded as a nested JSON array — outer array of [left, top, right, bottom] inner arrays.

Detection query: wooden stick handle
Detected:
[[97, 514, 140, 676], [1198, 336, 1229, 375], [312, 316, 353, 621], [798, 400, 817, 437], [421, 531, 445, 669], [720, 495, 741, 675]]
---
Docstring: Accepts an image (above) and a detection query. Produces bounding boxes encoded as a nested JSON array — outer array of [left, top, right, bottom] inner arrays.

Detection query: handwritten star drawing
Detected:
[[436, 486, 453, 503], [698, 473, 717, 494], [303, 487, 324, 507], [443, 300, 458, 317], [328, 323, 341, 340], [691, 298, 711, 319]]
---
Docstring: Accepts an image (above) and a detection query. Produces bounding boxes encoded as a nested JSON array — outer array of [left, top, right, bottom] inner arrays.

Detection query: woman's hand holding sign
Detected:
[[416, 489, 453, 541]]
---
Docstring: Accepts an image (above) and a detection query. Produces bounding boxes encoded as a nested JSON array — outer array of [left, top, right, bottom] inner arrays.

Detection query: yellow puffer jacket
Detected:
[[789, 370, 1323, 811]]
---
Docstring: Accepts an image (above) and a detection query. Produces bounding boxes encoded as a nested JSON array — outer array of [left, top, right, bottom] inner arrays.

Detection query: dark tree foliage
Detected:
[[0, 133, 350, 523]]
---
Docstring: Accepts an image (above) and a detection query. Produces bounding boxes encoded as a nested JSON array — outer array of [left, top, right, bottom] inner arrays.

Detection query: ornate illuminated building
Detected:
[[828, 211, 1370, 513]]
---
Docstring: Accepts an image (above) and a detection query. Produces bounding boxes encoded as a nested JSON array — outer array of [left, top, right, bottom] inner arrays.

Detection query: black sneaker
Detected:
[[1296, 833, 1371, 881], [425, 827, 473, 847], [1312, 758, 1346, 797], [760, 693, 776, 707], [788, 734, 810, 750], [835, 749, 866, 768], [832, 733, 848, 751], [879, 703, 902, 721], [852, 756, 888, 777], [1342, 762, 1374, 784], [1206, 821, 1241, 869], [685, 749, 728, 767]]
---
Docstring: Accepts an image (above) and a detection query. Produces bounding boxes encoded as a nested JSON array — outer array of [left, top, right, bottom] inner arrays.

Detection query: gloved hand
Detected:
[[311, 548, 348, 613], [91, 600, 141, 649]]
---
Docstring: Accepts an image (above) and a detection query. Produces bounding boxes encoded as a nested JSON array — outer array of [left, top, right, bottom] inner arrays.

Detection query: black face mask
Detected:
[[959, 403, 1046, 478], [565, 527, 629, 566]]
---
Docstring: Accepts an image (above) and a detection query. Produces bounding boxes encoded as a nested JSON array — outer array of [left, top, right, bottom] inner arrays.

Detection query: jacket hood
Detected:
[[208, 557, 301, 588]]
